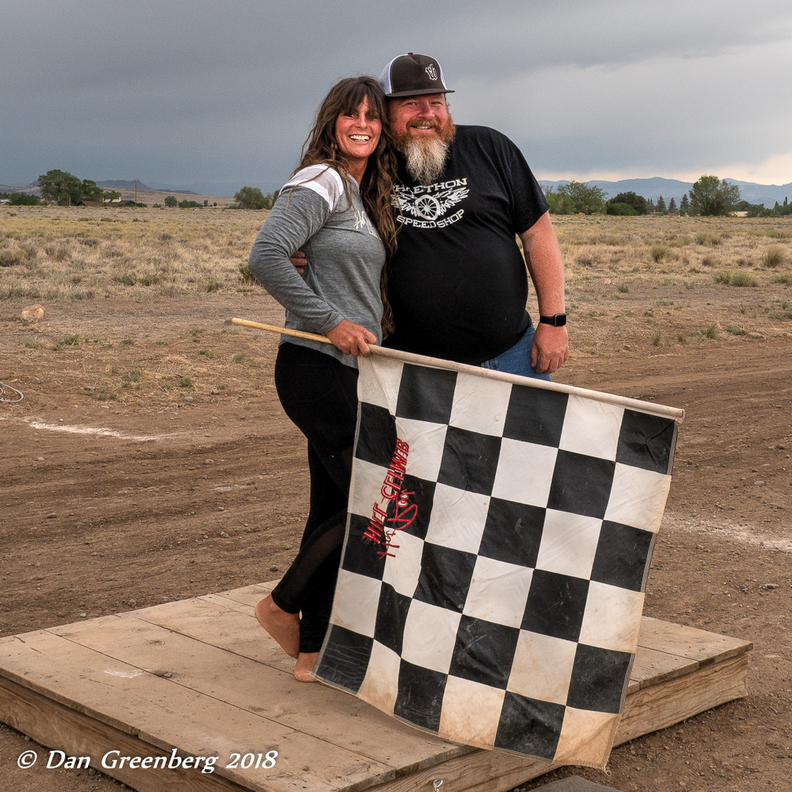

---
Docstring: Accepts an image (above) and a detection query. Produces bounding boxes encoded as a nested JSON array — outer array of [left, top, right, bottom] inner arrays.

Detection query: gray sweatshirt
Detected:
[[248, 164, 386, 367]]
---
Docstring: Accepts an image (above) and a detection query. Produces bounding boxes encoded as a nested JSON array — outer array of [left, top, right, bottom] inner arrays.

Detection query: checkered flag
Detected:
[[314, 351, 682, 768]]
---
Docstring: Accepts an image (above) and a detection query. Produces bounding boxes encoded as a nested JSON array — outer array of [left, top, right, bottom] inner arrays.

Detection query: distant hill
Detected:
[[539, 177, 792, 207], [0, 182, 40, 195], [96, 179, 153, 192]]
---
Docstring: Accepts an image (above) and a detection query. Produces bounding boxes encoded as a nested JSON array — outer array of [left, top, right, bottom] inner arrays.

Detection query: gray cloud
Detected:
[[2, 1, 791, 192]]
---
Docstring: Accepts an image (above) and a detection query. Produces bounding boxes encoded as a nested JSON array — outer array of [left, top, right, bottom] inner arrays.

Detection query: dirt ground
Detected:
[[1, 281, 790, 792]]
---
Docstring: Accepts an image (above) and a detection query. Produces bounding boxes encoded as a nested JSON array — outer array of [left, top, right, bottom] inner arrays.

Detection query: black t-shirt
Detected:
[[384, 124, 549, 364]]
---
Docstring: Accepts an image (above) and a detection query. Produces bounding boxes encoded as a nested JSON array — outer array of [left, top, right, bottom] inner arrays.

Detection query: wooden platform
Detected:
[[0, 583, 751, 792]]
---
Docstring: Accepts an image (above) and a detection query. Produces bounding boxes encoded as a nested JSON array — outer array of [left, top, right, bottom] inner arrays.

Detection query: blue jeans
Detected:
[[480, 325, 552, 380]]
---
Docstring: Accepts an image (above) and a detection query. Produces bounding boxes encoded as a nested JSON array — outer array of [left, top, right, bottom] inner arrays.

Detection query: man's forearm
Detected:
[[519, 211, 569, 373]]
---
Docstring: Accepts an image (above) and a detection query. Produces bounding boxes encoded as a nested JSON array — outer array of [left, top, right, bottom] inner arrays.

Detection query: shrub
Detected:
[[607, 202, 638, 216], [730, 272, 758, 287], [0, 249, 23, 267], [762, 246, 787, 268], [122, 367, 143, 386], [238, 263, 257, 283], [714, 271, 756, 287], [650, 243, 670, 262], [47, 246, 71, 262], [696, 232, 721, 246]]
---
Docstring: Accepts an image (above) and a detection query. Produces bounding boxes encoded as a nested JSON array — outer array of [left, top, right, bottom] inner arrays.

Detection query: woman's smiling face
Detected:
[[335, 97, 382, 172]]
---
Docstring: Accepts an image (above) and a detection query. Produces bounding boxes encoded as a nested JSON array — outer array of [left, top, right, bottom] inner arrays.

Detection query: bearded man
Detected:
[[378, 53, 568, 377]]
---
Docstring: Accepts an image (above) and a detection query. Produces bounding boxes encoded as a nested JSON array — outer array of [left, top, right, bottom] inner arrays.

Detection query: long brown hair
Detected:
[[296, 77, 398, 334]]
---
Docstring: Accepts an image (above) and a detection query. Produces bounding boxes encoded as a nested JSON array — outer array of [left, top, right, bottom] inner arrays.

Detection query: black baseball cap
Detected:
[[379, 53, 454, 98]]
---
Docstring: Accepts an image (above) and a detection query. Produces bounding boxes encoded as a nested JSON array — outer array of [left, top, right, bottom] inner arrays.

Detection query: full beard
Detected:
[[394, 119, 456, 185]]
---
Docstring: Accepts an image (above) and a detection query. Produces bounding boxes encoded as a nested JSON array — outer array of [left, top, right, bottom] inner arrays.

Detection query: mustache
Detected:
[[407, 119, 441, 130]]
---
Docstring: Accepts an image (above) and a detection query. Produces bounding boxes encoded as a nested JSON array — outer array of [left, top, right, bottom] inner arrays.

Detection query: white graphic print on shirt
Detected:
[[392, 178, 469, 228]]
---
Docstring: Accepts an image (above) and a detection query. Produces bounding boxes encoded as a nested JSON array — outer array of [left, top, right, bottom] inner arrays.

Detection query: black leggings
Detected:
[[271, 342, 358, 652]]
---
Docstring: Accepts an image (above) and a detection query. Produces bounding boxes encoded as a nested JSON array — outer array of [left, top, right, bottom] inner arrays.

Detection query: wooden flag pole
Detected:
[[231, 318, 332, 344], [231, 318, 684, 421]]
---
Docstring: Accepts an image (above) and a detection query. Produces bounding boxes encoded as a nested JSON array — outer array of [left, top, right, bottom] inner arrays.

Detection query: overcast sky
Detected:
[[2, 0, 791, 195]]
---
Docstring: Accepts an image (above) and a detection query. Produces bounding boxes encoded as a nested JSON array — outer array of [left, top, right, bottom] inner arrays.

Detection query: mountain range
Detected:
[[539, 177, 792, 208], [0, 179, 203, 197], [3, 177, 791, 207]]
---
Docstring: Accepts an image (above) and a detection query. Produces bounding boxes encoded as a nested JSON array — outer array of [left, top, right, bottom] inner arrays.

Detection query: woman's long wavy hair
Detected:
[[295, 76, 398, 334]]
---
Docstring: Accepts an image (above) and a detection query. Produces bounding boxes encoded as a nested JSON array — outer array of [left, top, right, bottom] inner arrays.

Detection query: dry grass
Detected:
[[2, 207, 791, 314], [552, 214, 792, 290], [0, 206, 268, 301]]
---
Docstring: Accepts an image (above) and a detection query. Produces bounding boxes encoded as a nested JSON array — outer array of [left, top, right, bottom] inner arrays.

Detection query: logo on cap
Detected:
[[425, 64, 438, 81]]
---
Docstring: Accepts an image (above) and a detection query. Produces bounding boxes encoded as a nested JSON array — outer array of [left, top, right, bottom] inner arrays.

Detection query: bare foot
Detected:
[[294, 652, 319, 683], [254, 595, 299, 659]]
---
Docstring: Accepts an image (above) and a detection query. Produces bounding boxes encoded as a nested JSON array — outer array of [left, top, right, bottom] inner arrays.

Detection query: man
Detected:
[[378, 52, 568, 377]]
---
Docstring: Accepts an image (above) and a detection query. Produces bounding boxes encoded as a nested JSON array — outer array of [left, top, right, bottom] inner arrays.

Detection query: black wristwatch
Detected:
[[539, 313, 567, 327]]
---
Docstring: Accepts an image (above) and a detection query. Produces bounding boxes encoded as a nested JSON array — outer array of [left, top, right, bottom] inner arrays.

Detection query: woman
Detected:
[[247, 76, 397, 682]]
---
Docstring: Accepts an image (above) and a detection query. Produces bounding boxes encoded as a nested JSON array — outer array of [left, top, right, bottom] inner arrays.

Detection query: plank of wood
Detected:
[[615, 652, 748, 745], [48, 612, 465, 771], [0, 674, 256, 792], [628, 645, 699, 693], [203, 584, 274, 608], [199, 593, 268, 616], [636, 617, 752, 665], [122, 597, 294, 672], [0, 629, 392, 792]]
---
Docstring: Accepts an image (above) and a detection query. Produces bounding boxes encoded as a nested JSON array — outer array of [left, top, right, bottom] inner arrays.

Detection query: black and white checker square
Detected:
[[316, 354, 681, 768]]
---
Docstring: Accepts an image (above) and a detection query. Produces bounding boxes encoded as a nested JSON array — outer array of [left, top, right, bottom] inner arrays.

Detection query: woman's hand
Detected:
[[326, 319, 377, 357]]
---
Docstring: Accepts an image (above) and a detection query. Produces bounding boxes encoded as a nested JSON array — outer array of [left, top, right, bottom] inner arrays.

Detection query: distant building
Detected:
[[76, 200, 136, 208]]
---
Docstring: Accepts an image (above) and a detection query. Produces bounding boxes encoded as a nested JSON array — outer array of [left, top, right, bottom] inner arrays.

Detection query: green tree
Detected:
[[80, 179, 103, 201], [234, 186, 270, 210], [679, 194, 690, 215], [606, 191, 647, 215], [657, 196, 667, 215], [164, 195, 178, 207], [102, 189, 122, 203], [689, 175, 741, 216], [542, 187, 570, 214], [668, 197, 677, 214], [556, 181, 606, 214], [10, 193, 42, 206], [38, 169, 83, 205]]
